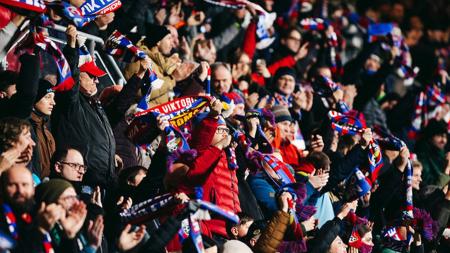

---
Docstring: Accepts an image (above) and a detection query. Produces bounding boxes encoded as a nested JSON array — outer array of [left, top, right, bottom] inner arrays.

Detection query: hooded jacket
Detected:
[[177, 115, 241, 238]]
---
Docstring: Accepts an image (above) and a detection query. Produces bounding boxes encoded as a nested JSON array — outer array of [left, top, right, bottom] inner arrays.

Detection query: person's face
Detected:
[[237, 220, 254, 238], [79, 72, 98, 97], [15, 128, 36, 165], [157, 34, 174, 56], [5, 167, 34, 206], [34, 92, 56, 116], [412, 165, 423, 190], [277, 74, 296, 96], [431, 133, 447, 150], [167, 25, 179, 49], [211, 125, 230, 146], [57, 187, 78, 211], [318, 67, 332, 79], [283, 30, 302, 53], [277, 120, 291, 140], [361, 231, 374, 246], [329, 236, 348, 253], [364, 57, 381, 72], [237, 53, 251, 75], [213, 66, 232, 95], [55, 149, 86, 182], [1, 84, 16, 99]]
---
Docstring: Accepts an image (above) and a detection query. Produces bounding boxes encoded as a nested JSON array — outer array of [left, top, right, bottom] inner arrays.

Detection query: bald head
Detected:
[[2, 165, 35, 208], [212, 64, 232, 95]]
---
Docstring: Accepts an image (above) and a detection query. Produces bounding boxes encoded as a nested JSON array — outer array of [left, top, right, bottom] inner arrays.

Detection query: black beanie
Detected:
[[273, 67, 296, 83], [35, 179, 73, 204], [309, 218, 342, 253], [423, 119, 448, 138], [35, 79, 54, 103], [144, 24, 170, 48]]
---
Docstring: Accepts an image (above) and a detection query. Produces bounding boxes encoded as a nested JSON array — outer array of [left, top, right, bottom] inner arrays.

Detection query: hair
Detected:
[[0, 117, 31, 153], [211, 61, 231, 73], [0, 71, 18, 92], [356, 223, 372, 238], [226, 212, 254, 238], [50, 147, 84, 177], [337, 134, 357, 155], [306, 151, 331, 172], [412, 160, 423, 171], [280, 26, 301, 40], [118, 165, 147, 186]]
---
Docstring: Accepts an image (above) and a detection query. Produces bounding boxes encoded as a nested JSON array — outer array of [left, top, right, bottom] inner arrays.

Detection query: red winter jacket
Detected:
[[179, 116, 241, 237]]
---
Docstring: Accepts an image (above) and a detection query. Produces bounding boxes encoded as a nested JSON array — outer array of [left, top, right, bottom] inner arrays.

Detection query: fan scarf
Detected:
[[127, 96, 210, 145], [104, 30, 164, 111], [408, 85, 447, 139], [328, 110, 383, 184], [34, 32, 75, 91], [2, 203, 53, 253], [0, 0, 46, 13]]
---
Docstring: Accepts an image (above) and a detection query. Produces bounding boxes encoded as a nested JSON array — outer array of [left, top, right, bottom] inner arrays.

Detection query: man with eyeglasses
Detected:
[[51, 148, 86, 184]]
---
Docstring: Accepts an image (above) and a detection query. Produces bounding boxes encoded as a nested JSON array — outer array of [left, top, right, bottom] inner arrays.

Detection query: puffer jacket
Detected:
[[124, 44, 177, 107], [177, 115, 241, 238], [254, 210, 290, 253]]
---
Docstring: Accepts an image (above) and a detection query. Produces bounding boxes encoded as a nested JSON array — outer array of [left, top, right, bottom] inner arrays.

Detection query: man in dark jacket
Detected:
[[52, 25, 117, 189]]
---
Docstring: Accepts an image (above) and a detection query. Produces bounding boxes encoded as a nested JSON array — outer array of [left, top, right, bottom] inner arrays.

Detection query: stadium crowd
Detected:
[[0, 0, 450, 252]]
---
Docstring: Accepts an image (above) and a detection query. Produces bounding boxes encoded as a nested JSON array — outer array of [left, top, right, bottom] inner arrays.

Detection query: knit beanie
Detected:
[[423, 119, 448, 138], [35, 79, 54, 103], [223, 92, 244, 104], [273, 67, 296, 84], [35, 179, 73, 204], [271, 105, 292, 123], [190, 113, 225, 151], [144, 24, 170, 48]]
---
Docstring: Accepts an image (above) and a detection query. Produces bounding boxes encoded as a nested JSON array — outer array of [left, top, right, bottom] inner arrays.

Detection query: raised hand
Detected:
[[117, 196, 133, 210], [65, 25, 78, 48], [87, 215, 104, 249], [0, 148, 22, 173], [118, 224, 146, 251], [310, 134, 324, 152], [36, 203, 64, 234], [60, 201, 87, 239], [308, 170, 329, 191], [91, 186, 102, 208], [301, 216, 317, 232]]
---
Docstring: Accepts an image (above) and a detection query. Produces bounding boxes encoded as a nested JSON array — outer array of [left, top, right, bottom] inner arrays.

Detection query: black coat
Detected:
[[52, 46, 116, 188]]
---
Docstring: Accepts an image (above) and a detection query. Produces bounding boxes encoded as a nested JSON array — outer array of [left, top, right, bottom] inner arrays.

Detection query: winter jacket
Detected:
[[254, 210, 290, 253], [124, 45, 176, 107], [363, 97, 389, 132], [52, 46, 116, 188], [30, 111, 55, 178], [177, 116, 241, 238]]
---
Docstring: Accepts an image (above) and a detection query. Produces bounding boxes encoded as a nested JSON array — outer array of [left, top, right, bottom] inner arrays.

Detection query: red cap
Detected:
[[79, 61, 106, 77]]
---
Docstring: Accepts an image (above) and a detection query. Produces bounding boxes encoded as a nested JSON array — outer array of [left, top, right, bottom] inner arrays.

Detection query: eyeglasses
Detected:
[[216, 127, 230, 135], [59, 161, 87, 173], [59, 195, 79, 203]]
